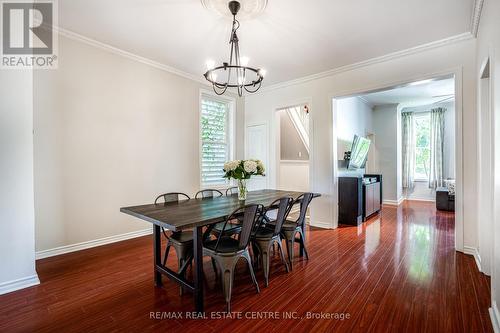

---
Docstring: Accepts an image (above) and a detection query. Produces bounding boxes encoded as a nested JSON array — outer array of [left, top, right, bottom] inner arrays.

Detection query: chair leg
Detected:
[[163, 242, 171, 266], [277, 239, 290, 273], [242, 250, 260, 294], [178, 256, 184, 296], [285, 233, 295, 270], [252, 242, 261, 269], [211, 257, 218, 277], [213, 256, 236, 313], [298, 229, 309, 260], [254, 240, 270, 287]]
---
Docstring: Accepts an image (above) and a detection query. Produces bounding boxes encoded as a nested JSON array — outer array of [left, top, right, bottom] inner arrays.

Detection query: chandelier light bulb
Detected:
[[237, 75, 244, 85], [209, 72, 217, 82], [259, 69, 267, 77]]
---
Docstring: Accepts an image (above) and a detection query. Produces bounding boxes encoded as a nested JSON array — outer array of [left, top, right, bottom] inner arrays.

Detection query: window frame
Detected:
[[412, 112, 431, 182], [199, 89, 236, 189]]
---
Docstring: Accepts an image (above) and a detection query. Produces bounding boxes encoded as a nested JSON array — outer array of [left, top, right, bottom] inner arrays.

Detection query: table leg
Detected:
[[193, 226, 204, 313], [153, 225, 163, 287]]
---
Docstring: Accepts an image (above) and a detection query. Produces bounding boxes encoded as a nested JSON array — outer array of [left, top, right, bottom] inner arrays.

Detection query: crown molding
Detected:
[[258, 32, 474, 94], [55, 26, 207, 85], [470, 0, 485, 37]]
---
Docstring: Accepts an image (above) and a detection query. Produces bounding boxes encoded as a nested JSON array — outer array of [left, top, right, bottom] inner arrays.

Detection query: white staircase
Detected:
[[286, 105, 309, 152]]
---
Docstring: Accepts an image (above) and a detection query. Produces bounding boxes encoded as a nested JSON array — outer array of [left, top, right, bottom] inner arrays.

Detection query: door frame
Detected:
[[478, 55, 493, 275]]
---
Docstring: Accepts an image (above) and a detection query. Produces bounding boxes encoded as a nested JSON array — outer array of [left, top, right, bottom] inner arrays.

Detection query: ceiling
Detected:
[[59, 0, 475, 85], [358, 77, 455, 107]]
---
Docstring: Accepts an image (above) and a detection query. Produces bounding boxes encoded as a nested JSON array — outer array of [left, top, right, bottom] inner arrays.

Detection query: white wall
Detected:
[[372, 104, 400, 202], [0, 69, 39, 294], [245, 37, 476, 246], [33, 35, 245, 252], [475, 0, 500, 324], [336, 97, 373, 161], [278, 161, 309, 192]]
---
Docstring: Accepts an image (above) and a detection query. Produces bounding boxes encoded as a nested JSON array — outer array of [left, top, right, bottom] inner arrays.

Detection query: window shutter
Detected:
[[201, 98, 230, 186]]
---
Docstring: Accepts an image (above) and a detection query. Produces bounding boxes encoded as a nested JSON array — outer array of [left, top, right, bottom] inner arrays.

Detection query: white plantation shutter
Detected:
[[201, 97, 231, 186]]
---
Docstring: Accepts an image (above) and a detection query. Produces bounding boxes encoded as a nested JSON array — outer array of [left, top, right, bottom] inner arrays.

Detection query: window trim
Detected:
[[412, 112, 430, 181], [199, 89, 236, 189]]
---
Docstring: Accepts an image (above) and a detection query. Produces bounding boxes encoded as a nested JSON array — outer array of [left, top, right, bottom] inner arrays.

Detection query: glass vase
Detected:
[[237, 179, 248, 201]]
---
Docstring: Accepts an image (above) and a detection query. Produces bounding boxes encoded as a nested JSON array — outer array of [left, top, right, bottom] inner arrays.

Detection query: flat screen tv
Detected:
[[347, 135, 371, 169]]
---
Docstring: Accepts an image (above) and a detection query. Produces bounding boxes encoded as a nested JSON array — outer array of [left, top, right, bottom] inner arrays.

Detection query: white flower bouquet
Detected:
[[223, 159, 265, 200]]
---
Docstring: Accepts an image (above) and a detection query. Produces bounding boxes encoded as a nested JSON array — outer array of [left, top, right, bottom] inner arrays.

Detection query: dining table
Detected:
[[120, 189, 321, 312]]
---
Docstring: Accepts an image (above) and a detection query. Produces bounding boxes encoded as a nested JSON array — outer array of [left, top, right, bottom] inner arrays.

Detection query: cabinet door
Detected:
[[365, 185, 374, 216], [373, 182, 381, 212]]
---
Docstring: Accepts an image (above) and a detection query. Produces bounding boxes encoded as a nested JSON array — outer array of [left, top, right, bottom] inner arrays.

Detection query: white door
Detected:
[[246, 124, 268, 190]]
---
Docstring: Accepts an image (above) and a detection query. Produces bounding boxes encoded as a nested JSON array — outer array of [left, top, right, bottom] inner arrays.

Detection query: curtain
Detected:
[[402, 112, 415, 189], [429, 108, 446, 189]]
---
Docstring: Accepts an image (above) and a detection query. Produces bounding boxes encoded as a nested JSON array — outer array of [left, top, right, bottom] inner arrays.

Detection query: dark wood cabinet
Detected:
[[338, 174, 382, 225], [364, 181, 381, 218]]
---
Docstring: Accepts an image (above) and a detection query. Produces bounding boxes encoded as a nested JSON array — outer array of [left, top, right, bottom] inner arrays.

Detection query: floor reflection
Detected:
[[406, 213, 435, 284]]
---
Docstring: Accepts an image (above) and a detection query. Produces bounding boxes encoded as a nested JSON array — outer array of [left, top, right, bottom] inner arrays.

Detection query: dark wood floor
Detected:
[[0, 201, 492, 332]]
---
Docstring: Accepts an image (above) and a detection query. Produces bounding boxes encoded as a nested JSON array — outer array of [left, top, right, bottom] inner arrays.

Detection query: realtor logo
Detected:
[[1, 0, 58, 68]]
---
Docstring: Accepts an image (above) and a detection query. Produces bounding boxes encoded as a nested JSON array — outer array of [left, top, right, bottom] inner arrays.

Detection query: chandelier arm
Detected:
[[243, 80, 262, 93], [212, 82, 229, 96]]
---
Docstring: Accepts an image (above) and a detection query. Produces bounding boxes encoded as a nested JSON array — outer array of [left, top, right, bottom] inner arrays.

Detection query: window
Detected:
[[413, 113, 431, 180], [200, 94, 233, 186]]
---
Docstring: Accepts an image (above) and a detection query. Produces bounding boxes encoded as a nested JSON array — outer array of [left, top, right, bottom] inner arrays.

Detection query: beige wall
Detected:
[[245, 37, 477, 245], [33, 35, 244, 252]]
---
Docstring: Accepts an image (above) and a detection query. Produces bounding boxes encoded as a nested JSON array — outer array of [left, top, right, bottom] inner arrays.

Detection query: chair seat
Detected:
[[212, 220, 242, 234], [204, 237, 242, 253], [169, 231, 194, 245], [266, 220, 298, 231], [253, 227, 276, 240]]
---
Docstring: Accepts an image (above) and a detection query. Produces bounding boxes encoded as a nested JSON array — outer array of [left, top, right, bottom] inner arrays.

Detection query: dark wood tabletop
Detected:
[[120, 189, 321, 231]]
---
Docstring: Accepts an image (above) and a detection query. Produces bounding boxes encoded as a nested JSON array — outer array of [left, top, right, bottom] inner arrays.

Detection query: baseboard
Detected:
[[36, 228, 153, 260], [404, 197, 435, 202], [463, 246, 482, 272], [309, 220, 334, 229], [0, 275, 40, 295], [490, 301, 500, 333], [382, 197, 405, 206]]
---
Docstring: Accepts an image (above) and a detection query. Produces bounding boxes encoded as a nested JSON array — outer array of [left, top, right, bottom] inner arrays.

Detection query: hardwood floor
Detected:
[[0, 201, 492, 332]]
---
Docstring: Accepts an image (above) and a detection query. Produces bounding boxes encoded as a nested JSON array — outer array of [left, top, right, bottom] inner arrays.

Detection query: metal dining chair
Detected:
[[203, 204, 262, 312], [280, 193, 314, 270], [226, 186, 238, 196], [195, 188, 241, 238], [154, 192, 192, 294], [195, 189, 223, 199], [251, 197, 293, 287]]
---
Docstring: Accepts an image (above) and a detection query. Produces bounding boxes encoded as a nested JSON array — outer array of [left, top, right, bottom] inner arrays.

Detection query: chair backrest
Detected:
[[214, 204, 262, 252], [268, 197, 294, 236], [195, 189, 223, 199], [294, 193, 314, 227], [154, 192, 190, 205], [225, 186, 238, 196]]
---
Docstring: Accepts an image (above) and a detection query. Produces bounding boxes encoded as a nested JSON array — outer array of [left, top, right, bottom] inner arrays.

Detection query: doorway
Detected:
[[275, 104, 310, 192], [332, 73, 463, 250]]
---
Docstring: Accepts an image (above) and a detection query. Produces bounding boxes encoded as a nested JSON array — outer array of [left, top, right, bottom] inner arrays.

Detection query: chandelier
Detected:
[[204, 1, 265, 96]]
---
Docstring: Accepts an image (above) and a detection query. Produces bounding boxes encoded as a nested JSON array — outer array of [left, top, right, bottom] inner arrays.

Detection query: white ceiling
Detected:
[[358, 77, 455, 107], [59, 0, 474, 85]]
